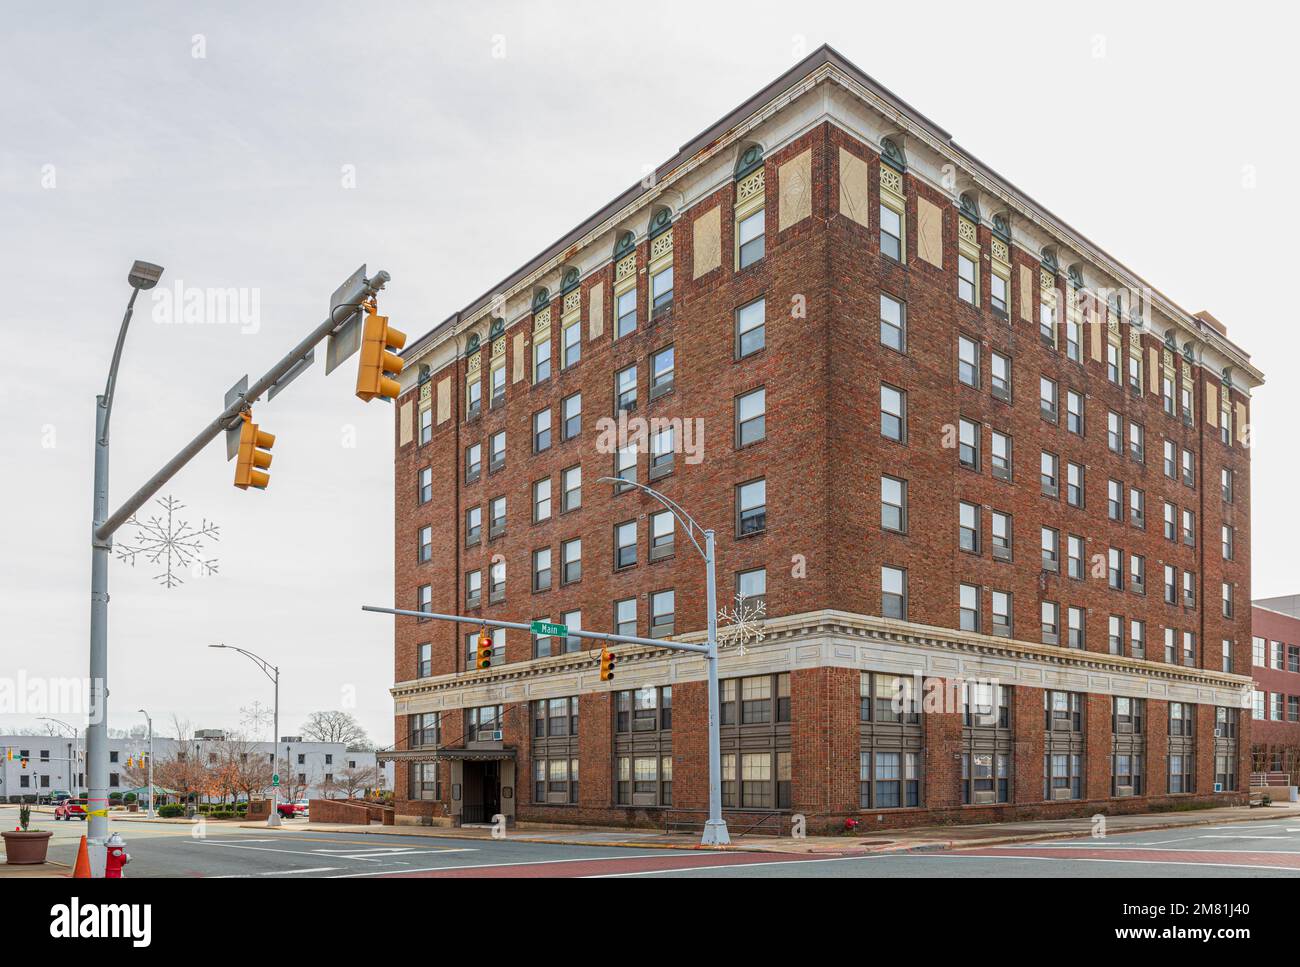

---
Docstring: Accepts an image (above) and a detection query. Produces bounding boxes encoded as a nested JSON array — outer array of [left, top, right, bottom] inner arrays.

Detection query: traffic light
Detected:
[[475, 630, 493, 670], [4, 749, 10, 761], [233, 410, 275, 490], [355, 307, 407, 402], [19, 756, 28, 770], [599, 646, 616, 682]]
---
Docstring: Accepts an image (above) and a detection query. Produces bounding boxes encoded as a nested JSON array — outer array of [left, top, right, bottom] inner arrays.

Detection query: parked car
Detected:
[[276, 801, 297, 819], [291, 799, 310, 817], [54, 798, 87, 821], [51, 790, 72, 803]]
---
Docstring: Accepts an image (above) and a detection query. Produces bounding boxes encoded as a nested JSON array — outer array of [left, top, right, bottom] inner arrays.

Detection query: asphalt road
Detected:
[[8, 808, 1300, 878]]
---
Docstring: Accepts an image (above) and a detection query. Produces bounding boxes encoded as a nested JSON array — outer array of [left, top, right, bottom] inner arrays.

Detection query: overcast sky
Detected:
[[2, 0, 1296, 747]]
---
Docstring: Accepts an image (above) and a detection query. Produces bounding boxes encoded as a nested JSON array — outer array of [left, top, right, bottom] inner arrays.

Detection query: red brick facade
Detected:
[[1249, 604, 1300, 768], [383, 50, 1258, 833]]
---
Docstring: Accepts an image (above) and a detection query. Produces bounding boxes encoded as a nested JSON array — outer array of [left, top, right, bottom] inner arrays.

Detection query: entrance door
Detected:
[[481, 761, 501, 819], [461, 761, 502, 825]]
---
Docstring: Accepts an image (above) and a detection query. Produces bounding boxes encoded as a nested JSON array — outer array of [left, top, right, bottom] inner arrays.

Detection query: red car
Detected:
[[54, 798, 87, 821]]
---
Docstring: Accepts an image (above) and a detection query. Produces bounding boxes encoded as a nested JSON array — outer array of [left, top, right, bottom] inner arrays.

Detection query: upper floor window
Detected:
[[881, 384, 907, 442], [736, 297, 765, 358], [958, 335, 980, 387], [880, 293, 905, 353]]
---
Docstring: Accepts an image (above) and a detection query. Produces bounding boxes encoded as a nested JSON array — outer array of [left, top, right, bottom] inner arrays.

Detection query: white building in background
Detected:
[[0, 730, 392, 802]]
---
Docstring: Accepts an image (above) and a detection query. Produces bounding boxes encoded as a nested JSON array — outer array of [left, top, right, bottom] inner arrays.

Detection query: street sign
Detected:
[[271, 773, 280, 787], [268, 348, 315, 401], [223, 375, 248, 461], [325, 264, 367, 375], [530, 621, 567, 638]]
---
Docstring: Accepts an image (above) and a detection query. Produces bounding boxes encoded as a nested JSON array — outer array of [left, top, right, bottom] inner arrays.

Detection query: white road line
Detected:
[[991, 845, 1300, 855], [1200, 835, 1292, 840], [588, 856, 872, 878], [913, 854, 1300, 873], [194, 841, 385, 862], [328, 852, 694, 878]]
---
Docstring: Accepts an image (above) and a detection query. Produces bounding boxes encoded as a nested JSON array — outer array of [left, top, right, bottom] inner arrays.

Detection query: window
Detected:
[[532, 478, 551, 522], [991, 271, 1008, 317], [650, 590, 675, 638], [1066, 390, 1084, 435], [614, 443, 637, 492], [1041, 601, 1060, 645], [1253, 689, 1265, 720], [490, 358, 506, 407], [991, 430, 1011, 481], [959, 583, 981, 632], [562, 313, 581, 368], [880, 202, 903, 261], [1181, 449, 1195, 488], [1066, 460, 1086, 506], [1039, 298, 1056, 346], [1222, 583, 1233, 619], [489, 559, 505, 604], [614, 521, 637, 569], [561, 393, 581, 440], [958, 418, 979, 469], [959, 501, 980, 553], [881, 476, 907, 533], [1182, 508, 1195, 546], [616, 287, 637, 339], [881, 566, 907, 619], [1163, 440, 1176, 478], [616, 686, 673, 734], [465, 506, 482, 545], [737, 479, 767, 536], [1067, 315, 1083, 363], [1107, 479, 1121, 520], [880, 293, 905, 352], [1041, 526, 1059, 572], [1107, 411, 1121, 452], [958, 335, 980, 386], [992, 511, 1012, 562], [992, 590, 1012, 637], [416, 643, 432, 679], [650, 345, 674, 399], [958, 252, 977, 305], [651, 264, 673, 313], [1040, 451, 1058, 498], [1163, 564, 1176, 604], [1129, 554, 1145, 594], [1106, 342, 1119, 382], [1129, 422, 1144, 463], [1067, 606, 1084, 649], [489, 495, 506, 539], [1221, 468, 1234, 503], [562, 610, 582, 653], [409, 762, 440, 801], [418, 583, 432, 615], [1107, 547, 1122, 589], [1168, 754, 1193, 794], [1044, 691, 1083, 731], [533, 331, 551, 383], [650, 510, 674, 560], [991, 351, 1011, 401], [1253, 636, 1267, 666], [615, 365, 637, 411], [1130, 620, 1145, 658], [467, 376, 482, 418], [1039, 377, 1057, 423], [419, 466, 434, 503], [561, 465, 581, 513], [1128, 351, 1143, 394], [861, 750, 921, 809], [1108, 615, 1122, 655], [418, 525, 432, 563], [561, 538, 581, 585], [419, 405, 432, 444], [736, 387, 766, 447], [465, 443, 481, 484], [1067, 534, 1083, 579], [489, 430, 505, 473], [532, 547, 552, 592], [1129, 487, 1145, 528], [1222, 525, 1234, 561], [465, 569, 481, 608], [738, 568, 767, 611], [649, 424, 674, 479], [1183, 630, 1197, 667], [737, 208, 765, 268], [735, 297, 765, 358], [881, 385, 907, 442], [615, 598, 636, 637]]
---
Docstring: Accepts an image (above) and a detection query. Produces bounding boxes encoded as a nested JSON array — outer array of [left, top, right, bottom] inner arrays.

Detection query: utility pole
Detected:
[[138, 710, 154, 818], [85, 261, 390, 874]]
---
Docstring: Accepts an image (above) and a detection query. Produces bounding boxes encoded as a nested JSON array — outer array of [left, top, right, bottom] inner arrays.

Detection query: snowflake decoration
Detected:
[[115, 495, 220, 588], [240, 701, 273, 741], [716, 593, 767, 656]]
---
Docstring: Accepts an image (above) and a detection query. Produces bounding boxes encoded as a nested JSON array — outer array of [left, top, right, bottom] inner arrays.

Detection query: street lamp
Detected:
[[596, 478, 730, 846], [38, 717, 79, 797], [209, 644, 281, 826], [86, 260, 164, 865], [137, 709, 155, 818]]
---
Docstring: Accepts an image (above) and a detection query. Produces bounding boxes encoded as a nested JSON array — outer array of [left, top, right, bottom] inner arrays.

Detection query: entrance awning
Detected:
[[377, 748, 515, 764]]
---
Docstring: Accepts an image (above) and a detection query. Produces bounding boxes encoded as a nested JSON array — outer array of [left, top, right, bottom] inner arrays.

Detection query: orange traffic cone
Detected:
[[72, 835, 90, 878]]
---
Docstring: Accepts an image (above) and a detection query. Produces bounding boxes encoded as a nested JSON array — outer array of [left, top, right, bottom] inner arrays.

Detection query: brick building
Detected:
[[1250, 598, 1300, 774], [380, 46, 1262, 832]]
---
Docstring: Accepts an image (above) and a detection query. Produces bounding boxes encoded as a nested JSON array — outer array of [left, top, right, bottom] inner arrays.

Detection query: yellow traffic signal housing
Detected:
[[234, 410, 275, 490], [475, 631, 494, 670], [599, 646, 616, 682], [355, 310, 407, 402]]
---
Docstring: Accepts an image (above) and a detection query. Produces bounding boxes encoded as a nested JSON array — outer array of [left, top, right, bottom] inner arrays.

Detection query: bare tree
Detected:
[[328, 761, 380, 798], [299, 710, 372, 750]]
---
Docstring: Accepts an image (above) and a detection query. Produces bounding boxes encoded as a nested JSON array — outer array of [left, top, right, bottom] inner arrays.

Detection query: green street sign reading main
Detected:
[[272, 774, 280, 787], [530, 620, 567, 638]]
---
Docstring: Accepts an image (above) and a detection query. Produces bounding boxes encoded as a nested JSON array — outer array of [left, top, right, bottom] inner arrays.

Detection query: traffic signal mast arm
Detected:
[[95, 270, 390, 542], [361, 605, 710, 655]]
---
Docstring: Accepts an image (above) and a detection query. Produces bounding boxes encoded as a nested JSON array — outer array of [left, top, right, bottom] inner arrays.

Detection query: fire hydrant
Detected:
[[104, 832, 130, 878]]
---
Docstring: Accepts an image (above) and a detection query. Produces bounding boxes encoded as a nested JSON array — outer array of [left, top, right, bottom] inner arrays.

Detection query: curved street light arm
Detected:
[[595, 477, 709, 559]]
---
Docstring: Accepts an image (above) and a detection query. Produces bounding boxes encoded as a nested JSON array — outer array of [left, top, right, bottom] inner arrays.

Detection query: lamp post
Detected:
[[86, 260, 164, 863], [38, 717, 79, 797], [137, 709, 154, 818], [209, 644, 281, 826], [596, 478, 730, 846]]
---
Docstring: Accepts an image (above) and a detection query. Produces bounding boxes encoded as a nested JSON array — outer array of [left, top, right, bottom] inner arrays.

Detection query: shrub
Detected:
[[123, 792, 137, 803], [109, 792, 123, 801], [157, 804, 185, 818], [209, 811, 237, 820]]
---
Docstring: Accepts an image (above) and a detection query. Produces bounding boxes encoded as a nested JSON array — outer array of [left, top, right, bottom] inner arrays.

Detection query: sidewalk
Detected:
[[239, 802, 1300, 855]]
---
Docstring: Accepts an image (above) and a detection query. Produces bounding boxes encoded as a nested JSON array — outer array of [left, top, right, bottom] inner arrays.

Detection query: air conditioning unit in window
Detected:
[[973, 790, 996, 805], [477, 730, 503, 742], [1116, 785, 1134, 798], [1214, 782, 1224, 793], [1052, 787, 1073, 801]]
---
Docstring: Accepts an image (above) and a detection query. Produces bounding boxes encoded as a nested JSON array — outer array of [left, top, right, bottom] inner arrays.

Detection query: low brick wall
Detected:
[[246, 800, 271, 822], [308, 799, 371, 825]]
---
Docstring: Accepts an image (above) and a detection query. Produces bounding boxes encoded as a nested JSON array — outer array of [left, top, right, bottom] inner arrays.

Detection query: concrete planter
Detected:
[[2, 830, 53, 865]]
